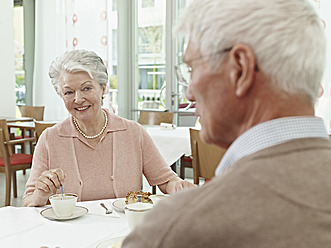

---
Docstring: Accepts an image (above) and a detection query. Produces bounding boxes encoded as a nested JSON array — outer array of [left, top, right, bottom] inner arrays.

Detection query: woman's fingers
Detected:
[[168, 177, 198, 193], [35, 179, 51, 193], [35, 169, 65, 194], [182, 180, 197, 189], [35, 175, 57, 193]]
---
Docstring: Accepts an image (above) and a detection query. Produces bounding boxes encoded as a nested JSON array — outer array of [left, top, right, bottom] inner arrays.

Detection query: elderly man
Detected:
[[122, 0, 331, 247]]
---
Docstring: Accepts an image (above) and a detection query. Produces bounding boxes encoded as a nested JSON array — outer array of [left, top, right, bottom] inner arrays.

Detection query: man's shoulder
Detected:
[[250, 137, 331, 159]]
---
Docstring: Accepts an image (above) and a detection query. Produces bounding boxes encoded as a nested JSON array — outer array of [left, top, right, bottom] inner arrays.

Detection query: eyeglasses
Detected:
[[175, 47, 233, 85]]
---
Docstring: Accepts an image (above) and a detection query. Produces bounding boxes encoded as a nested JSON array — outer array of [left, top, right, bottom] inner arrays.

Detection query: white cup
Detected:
[[49, 193, 77, 218], [149, 194, 166, 205], [125, 202, 154, 229]]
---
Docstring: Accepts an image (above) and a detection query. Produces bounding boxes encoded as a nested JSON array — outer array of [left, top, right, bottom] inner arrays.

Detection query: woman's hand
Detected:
[[33, 168, 65, 205], [159, 176, 197, 194]]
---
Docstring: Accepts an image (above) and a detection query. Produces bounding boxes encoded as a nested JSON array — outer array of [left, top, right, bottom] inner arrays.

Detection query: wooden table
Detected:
[[0, 116, 33, 122], [7, 121, 35, 130], [7, 121, 35, 154]]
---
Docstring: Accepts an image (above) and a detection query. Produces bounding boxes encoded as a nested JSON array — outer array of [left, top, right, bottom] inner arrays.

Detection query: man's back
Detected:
[[123, 138, 331, 248]]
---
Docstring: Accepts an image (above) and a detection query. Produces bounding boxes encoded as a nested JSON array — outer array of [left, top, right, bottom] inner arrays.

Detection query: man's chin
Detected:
[[199, 128, 210, 143]]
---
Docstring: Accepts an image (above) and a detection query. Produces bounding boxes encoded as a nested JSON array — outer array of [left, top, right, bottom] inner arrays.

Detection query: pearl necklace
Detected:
[[73, 109, 108, 139]]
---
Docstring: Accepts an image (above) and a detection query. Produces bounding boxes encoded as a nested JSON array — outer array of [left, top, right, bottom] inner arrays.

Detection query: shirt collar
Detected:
[[215, 116, 329, 176]]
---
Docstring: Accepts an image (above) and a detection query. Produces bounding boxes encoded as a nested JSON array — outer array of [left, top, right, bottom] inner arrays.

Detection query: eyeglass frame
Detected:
[[175, 47, 233, 85]]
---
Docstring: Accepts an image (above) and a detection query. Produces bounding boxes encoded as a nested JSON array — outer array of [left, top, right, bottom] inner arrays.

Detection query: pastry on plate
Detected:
[[125, 191, 153, 204]]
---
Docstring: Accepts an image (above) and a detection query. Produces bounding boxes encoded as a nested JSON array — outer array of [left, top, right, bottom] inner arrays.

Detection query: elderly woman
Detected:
[[22, 49, 195, 207]]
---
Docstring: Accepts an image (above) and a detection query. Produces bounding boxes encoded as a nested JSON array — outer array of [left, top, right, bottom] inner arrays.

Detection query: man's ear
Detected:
[[229, 44, 257, 97]]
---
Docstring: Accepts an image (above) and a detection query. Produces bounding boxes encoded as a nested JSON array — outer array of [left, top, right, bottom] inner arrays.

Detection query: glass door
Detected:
[[134, 0, 167, 112], [132, 0, 196, 126]]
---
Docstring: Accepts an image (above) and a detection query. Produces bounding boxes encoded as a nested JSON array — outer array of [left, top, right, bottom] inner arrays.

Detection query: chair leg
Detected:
[[192, 141, 200, 185], [13, 171, 17, 198], [152, 186, 156, 194], [5, 171, 11, 206], [170, 162, 176, 172], [23, 169, 26, 175], [180, 157, 185, 179]]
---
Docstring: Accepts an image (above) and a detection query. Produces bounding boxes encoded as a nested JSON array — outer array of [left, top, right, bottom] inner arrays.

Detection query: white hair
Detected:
[[49, 49, 108, 95], [175, 0, 326, 103]]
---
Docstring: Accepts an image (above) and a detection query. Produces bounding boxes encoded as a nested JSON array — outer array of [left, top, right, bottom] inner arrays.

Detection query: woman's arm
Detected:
[[22, 129, 65, 207], [137, 124, 197, 194]]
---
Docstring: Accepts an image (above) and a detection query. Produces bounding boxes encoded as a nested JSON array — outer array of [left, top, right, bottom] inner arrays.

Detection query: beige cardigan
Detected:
[[23, 110, 176, 202], [123, 138, 331, 248]]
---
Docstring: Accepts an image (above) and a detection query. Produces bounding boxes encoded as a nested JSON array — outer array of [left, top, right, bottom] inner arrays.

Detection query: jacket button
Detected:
[[110, 175, 114, 181]]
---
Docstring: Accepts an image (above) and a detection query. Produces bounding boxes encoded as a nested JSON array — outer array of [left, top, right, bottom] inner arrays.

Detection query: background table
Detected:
[[7, 121, 35, 130], [0, 116, 33, 122], [146, 126, 192, 166], [7, 121, 36, 154], [0, 199, 130, 248]]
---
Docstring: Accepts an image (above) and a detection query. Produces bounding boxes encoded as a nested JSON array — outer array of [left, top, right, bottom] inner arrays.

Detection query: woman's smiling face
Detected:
[[60, 71, 105, 123]]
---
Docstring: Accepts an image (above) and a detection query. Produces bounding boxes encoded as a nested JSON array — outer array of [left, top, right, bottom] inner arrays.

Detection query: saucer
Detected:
[[40, 206, 88, 220], [112, 199, 126, 212], [97, 236, 126, 248]]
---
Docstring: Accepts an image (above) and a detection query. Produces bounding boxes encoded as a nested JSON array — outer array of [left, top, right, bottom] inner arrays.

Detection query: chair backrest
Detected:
[[21, 105, 45, 121], [0, 119, 13, 157], [34, 121, 56, 143], [189, 128, 226, 185], [138, 111, 174, 125]]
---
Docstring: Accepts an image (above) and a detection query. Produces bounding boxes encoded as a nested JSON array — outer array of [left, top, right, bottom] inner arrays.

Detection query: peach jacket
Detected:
[[23, 110, 176, 202]]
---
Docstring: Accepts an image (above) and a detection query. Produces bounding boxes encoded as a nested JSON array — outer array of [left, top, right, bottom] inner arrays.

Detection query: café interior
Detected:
[[0, 0, 331, 247]]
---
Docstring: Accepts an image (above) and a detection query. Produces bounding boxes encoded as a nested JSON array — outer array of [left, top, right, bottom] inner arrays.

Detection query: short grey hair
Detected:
[[175, 0, 326, 103], [49, 49, 108, 96]]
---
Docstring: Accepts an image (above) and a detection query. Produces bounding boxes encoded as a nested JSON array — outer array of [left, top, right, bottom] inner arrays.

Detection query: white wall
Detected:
[[0, 0, 16, 116]]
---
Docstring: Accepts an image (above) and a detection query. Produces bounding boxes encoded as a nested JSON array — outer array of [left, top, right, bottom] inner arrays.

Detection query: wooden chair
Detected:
[[34, 121, 56, 144], [189, 128, 226, 185], [138, 111, 174, 194], [21, 105, 45, 121], [0, 119, 35, 206], [14, 106, 45, 154], [180, 155, 193, 179], [138, 111, 174, 125]]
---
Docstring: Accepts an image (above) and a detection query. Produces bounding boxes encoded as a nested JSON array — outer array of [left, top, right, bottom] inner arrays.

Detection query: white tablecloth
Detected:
[[146, 126, 193, 165], [0, 199, 130, 248]]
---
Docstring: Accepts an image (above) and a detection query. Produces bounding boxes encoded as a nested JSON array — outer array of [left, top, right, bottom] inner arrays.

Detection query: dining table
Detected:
[[6, 121, 35, 130], [0, 116, 34, 123], [145, 126, 194, 166], [0, 198, 131, 248]]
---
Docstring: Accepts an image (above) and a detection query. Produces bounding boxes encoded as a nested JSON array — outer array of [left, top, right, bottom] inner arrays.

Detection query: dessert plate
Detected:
[[40, 206, 88, 221], [97, 236, 126, 248], [112, 199, 126, 212]]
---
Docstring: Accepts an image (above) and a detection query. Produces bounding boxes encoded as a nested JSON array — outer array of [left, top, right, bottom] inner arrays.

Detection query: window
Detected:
[[141, 0, 155, 8], [112, 0, 117, 11], [136, 0, 166, 110], [138, 26, 163, 54], [13, 5, 25, 105]]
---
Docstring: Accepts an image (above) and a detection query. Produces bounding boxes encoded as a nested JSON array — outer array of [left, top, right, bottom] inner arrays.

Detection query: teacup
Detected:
[[49, 193, 77, 218], [149, 194, 166, 205], [124, 202, 154, 229]]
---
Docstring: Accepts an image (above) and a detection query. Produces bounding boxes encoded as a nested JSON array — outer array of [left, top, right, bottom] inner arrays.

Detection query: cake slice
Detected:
[[125, 191, 153, 204]]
